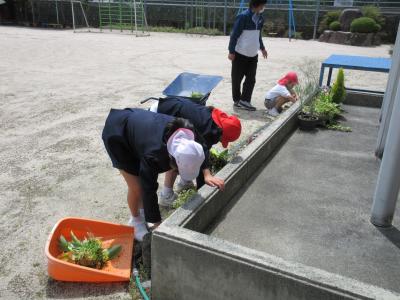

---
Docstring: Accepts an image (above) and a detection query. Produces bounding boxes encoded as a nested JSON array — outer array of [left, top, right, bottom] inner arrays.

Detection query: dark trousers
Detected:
[[196, 172, 205, 189], [231, 52, 258, 103]]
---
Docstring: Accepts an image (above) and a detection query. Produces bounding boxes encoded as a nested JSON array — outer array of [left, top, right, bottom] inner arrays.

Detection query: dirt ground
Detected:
[[0, 26, 390, 299]]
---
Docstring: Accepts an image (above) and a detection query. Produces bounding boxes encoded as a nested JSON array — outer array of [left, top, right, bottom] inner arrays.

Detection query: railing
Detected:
[[142, 0, 400, 14]]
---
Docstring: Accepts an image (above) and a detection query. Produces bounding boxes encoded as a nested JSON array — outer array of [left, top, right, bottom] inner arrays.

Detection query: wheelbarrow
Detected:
[[141, 72, 223, 106]]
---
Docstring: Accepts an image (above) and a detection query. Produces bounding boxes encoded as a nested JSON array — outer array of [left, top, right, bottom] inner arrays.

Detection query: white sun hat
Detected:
[[167, 128, 205, 181]]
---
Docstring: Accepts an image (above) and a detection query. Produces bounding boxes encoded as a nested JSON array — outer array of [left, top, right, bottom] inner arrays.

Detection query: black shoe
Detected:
[[238, 100, 256, 111]]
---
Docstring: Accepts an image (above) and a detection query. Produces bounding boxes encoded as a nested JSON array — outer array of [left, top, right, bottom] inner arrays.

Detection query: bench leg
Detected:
[[327, 67, 333, 86], [319, 65, 325, 87]]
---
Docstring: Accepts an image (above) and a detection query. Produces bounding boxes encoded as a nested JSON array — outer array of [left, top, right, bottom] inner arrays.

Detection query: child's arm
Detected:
[[259, 19, 268, 59], [228, 15, 245, 57], [279, 88, 297, 103], [287, 87, 298, 101]]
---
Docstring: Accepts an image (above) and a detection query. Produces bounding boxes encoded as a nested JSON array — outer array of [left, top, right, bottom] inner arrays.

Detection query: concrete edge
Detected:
[[151, 89, 400, 299], [161, 90, 316, 230], [344, 91, 383, 108], [153, 225, 400, 299]]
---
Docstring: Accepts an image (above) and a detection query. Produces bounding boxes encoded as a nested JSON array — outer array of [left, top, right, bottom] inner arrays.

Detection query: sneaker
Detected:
[[158, 191, 177, 207], [233, 101, 242, 108], [268, 107, 280, 117], [238, 100, 256, 111], [128, 216, 149, 242], [176, 180, 195, 193]]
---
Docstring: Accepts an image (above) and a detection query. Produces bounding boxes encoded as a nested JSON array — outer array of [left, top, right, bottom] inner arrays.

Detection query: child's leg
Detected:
[[163, 169, 178, 193], [120, 170, 150, 241], [274, 96, 291, 111], [231, 53, 246, 103], [120, 170, 143, 217], [242, 55, 258, 103], [159, 169, 178, 207]]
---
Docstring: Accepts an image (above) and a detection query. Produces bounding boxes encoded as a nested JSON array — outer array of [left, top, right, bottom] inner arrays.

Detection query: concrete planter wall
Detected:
[[319, 30, 381, 47], [151, 91, 397, 300]]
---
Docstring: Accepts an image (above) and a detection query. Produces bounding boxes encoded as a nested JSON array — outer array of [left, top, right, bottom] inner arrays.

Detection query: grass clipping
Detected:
[[58, 231, 122, 269], [171, 148, 229, 209], [173, 188, 197, 209]]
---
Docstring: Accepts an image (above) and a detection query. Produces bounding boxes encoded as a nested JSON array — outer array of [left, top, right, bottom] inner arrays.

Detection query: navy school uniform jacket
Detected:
[[102, 108, 174, 223], [228, 8, 265, 57], [157, 97, 220, 161]]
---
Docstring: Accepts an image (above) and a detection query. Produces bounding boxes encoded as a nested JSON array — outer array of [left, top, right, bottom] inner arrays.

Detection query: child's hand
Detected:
[[261, 49, 268, 59], [228, 53, 235, 61], [203, 168, 225, 190], [205, 175, 225, 191]]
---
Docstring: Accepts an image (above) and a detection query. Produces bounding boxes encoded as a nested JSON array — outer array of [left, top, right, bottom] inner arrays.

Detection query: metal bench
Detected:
[[319, 54, 391, 94]]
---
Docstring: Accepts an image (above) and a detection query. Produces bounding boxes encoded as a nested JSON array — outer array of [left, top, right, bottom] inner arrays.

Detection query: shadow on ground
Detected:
[[377, 226, 400, 250], [232, 106, 272, 122], [45, 279, 128, 298]]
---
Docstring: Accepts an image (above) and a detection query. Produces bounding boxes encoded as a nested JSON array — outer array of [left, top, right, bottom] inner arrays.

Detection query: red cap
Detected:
[[211, 108, 242, 148], [278, 72, 299, 86]]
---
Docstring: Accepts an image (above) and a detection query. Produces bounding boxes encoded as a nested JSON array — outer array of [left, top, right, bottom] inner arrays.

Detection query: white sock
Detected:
[[269, 107, 279, 114], [162, 186, 173, 197], [132, 214, 144, 224], [139, 208, 145, 219], [134, 222, 149, 242]]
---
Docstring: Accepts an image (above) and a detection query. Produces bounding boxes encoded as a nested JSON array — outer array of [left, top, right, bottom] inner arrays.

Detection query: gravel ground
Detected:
[[0, 26, 390, 299]]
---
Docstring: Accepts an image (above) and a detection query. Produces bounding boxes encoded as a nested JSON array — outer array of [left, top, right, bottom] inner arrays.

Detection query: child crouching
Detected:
[[264, 72, 299, 117]]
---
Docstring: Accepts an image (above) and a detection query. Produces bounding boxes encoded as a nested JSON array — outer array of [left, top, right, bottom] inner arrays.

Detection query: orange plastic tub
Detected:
[[45, 217, 134, 282]]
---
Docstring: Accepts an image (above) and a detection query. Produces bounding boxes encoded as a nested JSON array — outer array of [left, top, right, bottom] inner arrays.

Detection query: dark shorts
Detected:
[[103, 136, 140, 176], [264, 98, 277, 109]]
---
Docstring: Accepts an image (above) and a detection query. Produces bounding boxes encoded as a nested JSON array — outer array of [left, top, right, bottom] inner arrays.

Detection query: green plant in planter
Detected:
[[313, 92, 341, 124], [330, 68, 346, 104], [209, 148, 229, 174], [329, 21, 341, 31], [173, 188, 196, 209]]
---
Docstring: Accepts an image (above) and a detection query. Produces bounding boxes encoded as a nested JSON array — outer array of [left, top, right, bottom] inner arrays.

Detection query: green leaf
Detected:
[[104, 245, 122, 260], [70, 231, 82, 247], [58, 235, 70, 252]]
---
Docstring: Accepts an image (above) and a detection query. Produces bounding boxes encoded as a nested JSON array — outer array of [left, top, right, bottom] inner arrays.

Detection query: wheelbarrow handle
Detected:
[[199, 92, 211, 105], [140, 97, 160, 104]]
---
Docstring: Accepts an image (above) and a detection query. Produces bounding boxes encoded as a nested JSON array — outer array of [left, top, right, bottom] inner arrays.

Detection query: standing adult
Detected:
[[228, 0, 268, 111]]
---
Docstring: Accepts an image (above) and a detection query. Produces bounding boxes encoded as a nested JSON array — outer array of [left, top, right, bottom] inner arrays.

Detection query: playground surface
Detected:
[[0, 26, 391, 299]]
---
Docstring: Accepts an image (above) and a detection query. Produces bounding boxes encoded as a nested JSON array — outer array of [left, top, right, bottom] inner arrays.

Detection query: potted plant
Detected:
[[313, 90, 341, 126], [298, 94, 320, 131]]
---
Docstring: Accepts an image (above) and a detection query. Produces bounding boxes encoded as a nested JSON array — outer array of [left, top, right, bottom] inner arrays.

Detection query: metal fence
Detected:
[[5, 0, 400, 41], [144, 0, 400, 13]]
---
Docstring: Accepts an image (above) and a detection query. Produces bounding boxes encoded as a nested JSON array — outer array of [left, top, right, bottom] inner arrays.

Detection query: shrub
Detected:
[[263, 21, 275, 34], [374, 23, 382, 32], [361, 5, 385, 26], [329, 21, 341, 31], [330, 68, 346, 104], [285, 31, 303, 39], [275, 19, 286, 36], [318, 10, 341, 33], [313, 95, 341, 123], [350, 17, 379, 33]]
